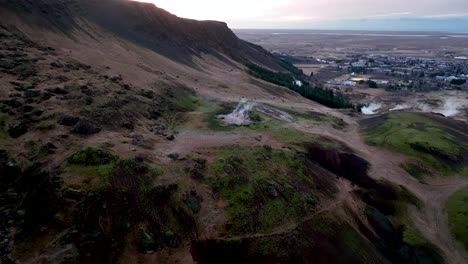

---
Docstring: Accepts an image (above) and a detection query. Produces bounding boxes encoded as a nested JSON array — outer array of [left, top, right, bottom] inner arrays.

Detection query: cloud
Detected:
[[366, 12, 413, 18], [136, 0, 468, 30]]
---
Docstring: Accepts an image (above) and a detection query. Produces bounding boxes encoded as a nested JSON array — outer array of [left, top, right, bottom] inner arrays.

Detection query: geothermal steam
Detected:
[[361, 103, 383, 115], [417, 98, 465, 117], [433, 98, 465, 117], [218, 99, 256, 125]]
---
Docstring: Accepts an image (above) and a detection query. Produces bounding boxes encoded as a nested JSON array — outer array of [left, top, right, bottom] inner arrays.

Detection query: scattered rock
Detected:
[[57, 115, 80, 126], [166, 135, 175, 141]]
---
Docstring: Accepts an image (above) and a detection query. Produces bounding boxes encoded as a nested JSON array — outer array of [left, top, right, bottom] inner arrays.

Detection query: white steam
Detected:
[[218, 99, 256, 126], [361, 103, 383, 115], [417, 103, 433, 113], [432, 98, 465, 117]]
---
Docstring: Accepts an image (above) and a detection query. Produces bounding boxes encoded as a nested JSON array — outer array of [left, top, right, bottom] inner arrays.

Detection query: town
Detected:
[[291, 52, 468, 92]]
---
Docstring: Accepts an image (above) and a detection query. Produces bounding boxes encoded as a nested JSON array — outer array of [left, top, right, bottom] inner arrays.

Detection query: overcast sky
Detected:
[[138, 0, 468, 31]]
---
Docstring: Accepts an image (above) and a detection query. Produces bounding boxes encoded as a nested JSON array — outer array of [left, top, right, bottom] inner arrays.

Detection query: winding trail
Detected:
[[290, 120, 468, 264], [150, 106, 468, 263]]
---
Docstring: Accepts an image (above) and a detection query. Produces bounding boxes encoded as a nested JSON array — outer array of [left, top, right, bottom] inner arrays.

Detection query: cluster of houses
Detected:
[[318, 53, 468, 90]]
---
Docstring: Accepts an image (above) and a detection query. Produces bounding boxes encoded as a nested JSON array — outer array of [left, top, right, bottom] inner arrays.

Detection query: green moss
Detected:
[[208, 145, 316, 234], [36, 121, 56, 131], [64, 148, 118, 179], [402, 225, 431, 247], [69, 163, 116, 178], [361, 112, 468, 175], [138, 227, 156, 252], [163, 86, 199, 112], [401, 162, 429, 180], [67, 148, 117, 166], [447, 189, 468, 249]]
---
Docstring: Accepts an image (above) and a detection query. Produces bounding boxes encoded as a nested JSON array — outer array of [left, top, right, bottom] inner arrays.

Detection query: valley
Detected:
[[0, 1, 467, 263]]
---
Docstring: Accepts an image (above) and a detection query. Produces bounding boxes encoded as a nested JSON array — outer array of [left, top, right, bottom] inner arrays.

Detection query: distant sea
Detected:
[[234, 29, 468, 38]]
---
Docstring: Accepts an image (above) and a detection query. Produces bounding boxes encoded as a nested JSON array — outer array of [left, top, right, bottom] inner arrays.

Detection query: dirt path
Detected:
[[155, 128, 284, 159], [155, 114, 468, 263], [290, 120, 468, 264]]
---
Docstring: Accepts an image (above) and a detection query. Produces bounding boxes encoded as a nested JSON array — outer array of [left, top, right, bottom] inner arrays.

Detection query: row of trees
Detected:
[[247, 63, 359, 110]]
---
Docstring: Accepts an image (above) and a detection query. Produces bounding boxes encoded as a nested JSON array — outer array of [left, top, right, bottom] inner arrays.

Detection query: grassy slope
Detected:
[[208, 145, 317, 234], [361, 112, 468, 175], [447, 189, 468, 250], [203, 102, 343, 145]]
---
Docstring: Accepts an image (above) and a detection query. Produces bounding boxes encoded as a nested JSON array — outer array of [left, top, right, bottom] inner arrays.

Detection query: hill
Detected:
[[0, 0, 283, 68], [0, 0, 467, 263]]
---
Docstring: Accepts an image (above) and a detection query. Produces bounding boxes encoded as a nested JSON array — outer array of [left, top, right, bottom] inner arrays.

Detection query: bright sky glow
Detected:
[[134, 0, 468, 31]]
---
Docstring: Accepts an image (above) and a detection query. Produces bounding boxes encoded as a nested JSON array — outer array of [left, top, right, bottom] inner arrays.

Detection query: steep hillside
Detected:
[[0, 0, 283, 69], [0, 1, 467, 264]]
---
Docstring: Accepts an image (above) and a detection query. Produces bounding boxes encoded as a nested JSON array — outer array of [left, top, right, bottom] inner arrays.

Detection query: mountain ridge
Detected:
[[0, 0, 284, 69]]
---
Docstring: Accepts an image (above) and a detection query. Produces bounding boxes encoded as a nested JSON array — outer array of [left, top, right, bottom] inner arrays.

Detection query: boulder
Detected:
[[72, 120, 101, 135], [57, 115, 80, 126], [8, 122, 28, 138], [183, 190, 203, 213], [121, 121, 134, 130], [63, 188, 84, 200], [167, 153, 179, 160], [15, 82, 34, 91], [267, 185, 280, 197], [16, 105, 34, 113], [46, 87, 69, 95], [84, 96, 94, 105], [23, 90, 41, 98], [223, 164, 234, 174], [0, 59, 18, 70]]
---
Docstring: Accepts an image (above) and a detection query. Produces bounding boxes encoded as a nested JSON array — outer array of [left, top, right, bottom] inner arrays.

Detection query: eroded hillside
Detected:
[[0, 1, 467, 263]]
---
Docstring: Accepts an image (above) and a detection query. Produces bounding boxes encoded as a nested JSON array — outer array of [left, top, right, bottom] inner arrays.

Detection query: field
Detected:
[[447, 189, 468, 249], [360, 112, 468, 175]]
